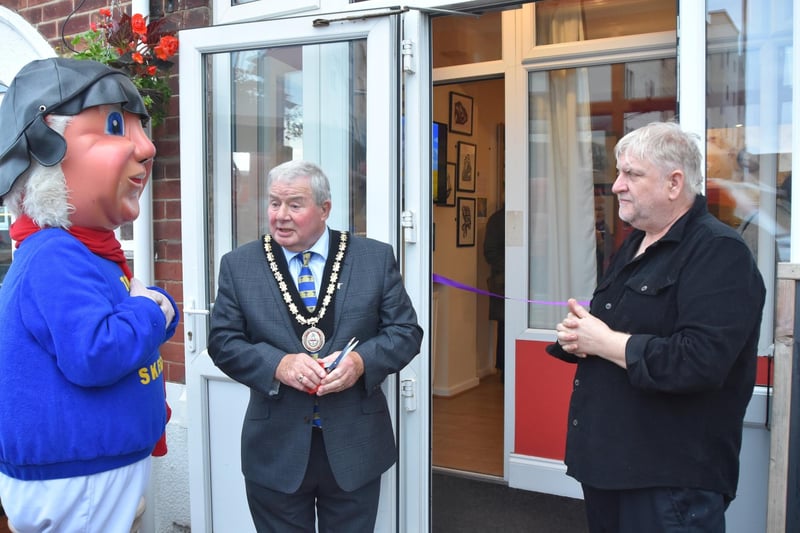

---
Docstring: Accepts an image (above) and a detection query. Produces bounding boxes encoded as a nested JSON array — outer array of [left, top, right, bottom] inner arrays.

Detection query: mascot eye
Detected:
[[105, 111, 125, 136]]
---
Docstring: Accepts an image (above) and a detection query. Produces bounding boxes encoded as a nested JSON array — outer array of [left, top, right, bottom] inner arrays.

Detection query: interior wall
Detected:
[[432, 78, 504, 396]]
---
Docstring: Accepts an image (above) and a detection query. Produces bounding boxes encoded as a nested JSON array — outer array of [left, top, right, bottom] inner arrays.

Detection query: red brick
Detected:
[[165, 361, 186, 384], [164, 200, 182, 219], [154, 219, 182, 240], [154, 179, 181, 200], [163, 280, 184, 301], [161, 241, 184, 262], [155, 138, 180, 158], [155, 260, 183, 281], [162, 342, 184, 364], [182, 7, 211, 31]]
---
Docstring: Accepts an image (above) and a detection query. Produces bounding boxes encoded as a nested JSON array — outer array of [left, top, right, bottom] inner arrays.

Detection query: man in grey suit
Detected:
[[208, 160, 423, 532]]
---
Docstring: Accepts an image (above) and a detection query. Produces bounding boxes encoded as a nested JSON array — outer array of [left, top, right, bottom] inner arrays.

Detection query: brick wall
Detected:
[[10, 0, 212, 383]]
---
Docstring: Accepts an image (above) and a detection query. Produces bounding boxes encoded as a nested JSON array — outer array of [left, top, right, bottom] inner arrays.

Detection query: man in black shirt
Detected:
[[548, 122, 765, 532]]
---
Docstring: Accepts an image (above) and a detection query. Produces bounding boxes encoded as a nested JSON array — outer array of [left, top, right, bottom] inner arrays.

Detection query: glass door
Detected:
[[179, 10, 432, 531]]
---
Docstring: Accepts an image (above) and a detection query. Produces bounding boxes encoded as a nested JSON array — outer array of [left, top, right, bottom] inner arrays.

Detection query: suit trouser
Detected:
[[582, 483, 726, 533], [245, 428, 380, 533]]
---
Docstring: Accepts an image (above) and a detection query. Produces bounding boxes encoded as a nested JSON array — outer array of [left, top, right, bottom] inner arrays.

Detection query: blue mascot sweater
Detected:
[[0, 229, 178, 480]]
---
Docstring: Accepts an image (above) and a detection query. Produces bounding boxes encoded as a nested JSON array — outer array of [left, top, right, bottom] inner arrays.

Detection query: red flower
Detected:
[[154, 35, 179, 60], [72, 9, 179, 127], [131, 13, 148, 36]]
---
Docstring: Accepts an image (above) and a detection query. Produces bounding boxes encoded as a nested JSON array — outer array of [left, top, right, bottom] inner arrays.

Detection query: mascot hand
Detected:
[[130, 278, 176, 327]]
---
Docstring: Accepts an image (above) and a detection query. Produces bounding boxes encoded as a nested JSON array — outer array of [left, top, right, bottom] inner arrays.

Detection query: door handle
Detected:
[[183, 305, 210, 352]]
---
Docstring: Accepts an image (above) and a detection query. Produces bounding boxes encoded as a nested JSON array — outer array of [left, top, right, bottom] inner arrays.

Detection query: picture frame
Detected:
[[476, 197, 487, 218], [449, 92, 474, 135], [456, 141, 477, 192], [444, 163, 456, 206], [432, 121, 448, 204], [456, 196, 476, 247]]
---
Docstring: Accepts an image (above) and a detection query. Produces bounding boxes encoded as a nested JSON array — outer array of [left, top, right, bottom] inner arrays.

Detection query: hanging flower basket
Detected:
[[68, 9, 179, 127]]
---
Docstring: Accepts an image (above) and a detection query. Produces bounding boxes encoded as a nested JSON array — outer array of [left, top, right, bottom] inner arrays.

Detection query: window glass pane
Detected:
[[228, 43, 366, 247], [205, 40, 368, 302], [0, 206, 10, 287], [528, 59, 676, 329], [536, 0, 676, 45], [706, 0, 793, 263], [432, 12, 502, 68]]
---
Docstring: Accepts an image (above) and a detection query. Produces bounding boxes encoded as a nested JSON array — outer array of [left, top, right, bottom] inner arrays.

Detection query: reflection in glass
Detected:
[[204, 40, 368, 302], [706, 0, 792, 356], [535, 0, 676, 45], [706, 0, 793, 264], [528, 59, 676, 329], [432, 12, 502, 68], [228, 42, 366, 247], [0, 206, 11, 287]]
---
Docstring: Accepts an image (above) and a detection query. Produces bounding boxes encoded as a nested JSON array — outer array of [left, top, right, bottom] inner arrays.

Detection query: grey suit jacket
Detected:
[[208, 231, 423, 493]]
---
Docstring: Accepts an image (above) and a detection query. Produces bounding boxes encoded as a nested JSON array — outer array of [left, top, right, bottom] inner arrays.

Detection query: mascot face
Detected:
[[60, 104, 155, 230]]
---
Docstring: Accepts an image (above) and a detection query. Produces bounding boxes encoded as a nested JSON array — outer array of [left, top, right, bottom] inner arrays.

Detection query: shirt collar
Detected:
[[281, 227, 330, 263], [659, 194, 708, 244]]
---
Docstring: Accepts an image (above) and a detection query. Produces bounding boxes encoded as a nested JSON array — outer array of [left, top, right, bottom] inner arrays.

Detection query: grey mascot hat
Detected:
[[0, 57, 150, 198]]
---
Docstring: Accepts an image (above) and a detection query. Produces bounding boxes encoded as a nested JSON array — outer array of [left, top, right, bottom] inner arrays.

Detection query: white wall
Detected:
[[144, 383, 192, 533], [432, 79, 504, 396]]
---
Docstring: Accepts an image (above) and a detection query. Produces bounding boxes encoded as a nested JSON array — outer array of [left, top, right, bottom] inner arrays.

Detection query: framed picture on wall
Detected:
[[449, 91, 473, 135], [457, 141, 477, 192], [432, 121, 448, 204], [445, 163, 456, 206], [456, 196, 476, 247]]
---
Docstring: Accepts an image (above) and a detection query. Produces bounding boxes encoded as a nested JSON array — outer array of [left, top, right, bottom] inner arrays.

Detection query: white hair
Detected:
[[4, 114, 74, 228]]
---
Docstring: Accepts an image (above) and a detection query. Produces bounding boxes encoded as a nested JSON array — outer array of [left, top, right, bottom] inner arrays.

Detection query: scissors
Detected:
[[325, 337, 359, 372]]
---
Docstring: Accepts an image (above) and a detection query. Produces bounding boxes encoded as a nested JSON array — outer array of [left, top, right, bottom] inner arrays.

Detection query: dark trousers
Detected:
[[245, 429, 381, 533], [582, 484, 726, 533]]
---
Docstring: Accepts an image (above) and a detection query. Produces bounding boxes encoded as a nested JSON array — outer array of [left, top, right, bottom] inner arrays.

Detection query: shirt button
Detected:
[[604, 303, 612, 310], [574, 379, 580, 387], [641, 285, 648, 291], [572, 419, 579, 427]]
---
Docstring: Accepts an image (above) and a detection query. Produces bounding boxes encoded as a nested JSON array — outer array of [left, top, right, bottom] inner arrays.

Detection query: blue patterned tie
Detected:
[[298, 251, 322, 428], [298, 251, 317, 312]]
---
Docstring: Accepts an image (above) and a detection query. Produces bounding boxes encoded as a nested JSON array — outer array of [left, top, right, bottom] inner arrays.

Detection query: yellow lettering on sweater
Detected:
[[139, 356, 164, 384], [121, 276, 131, 291]]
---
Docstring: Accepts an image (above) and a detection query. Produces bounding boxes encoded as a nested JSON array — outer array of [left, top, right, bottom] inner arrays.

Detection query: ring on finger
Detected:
[[298, 374, 304, 383]]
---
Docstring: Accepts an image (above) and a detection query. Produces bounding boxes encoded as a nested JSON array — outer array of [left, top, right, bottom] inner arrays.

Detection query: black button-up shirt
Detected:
[[548, 195, 766, 501]]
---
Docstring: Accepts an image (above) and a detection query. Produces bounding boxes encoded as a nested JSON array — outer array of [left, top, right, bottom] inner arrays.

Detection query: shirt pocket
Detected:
[[618, 270, 680, 335]]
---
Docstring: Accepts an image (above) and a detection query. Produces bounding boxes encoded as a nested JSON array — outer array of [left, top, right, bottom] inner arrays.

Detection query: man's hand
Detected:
[[130, 278, 175, 327], [316, 351, 364, 396], [276, 353, 328, 392], [555, 298, 630, 368]]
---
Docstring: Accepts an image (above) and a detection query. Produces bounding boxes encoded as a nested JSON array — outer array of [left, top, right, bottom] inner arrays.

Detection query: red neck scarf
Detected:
[[10, 214, 133, 280]]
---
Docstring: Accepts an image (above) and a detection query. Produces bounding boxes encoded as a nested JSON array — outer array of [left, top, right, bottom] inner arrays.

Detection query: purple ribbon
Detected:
[[432, 273, 589, 307]]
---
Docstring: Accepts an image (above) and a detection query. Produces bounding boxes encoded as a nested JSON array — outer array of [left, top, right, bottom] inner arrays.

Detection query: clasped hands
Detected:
[[555, 298, 629, 368], [278, 349, 364, 395], [130, 278, 175, 328]]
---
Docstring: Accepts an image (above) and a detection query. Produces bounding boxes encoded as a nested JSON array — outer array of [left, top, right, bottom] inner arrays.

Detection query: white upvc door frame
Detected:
[[179, 9, 431, 531]]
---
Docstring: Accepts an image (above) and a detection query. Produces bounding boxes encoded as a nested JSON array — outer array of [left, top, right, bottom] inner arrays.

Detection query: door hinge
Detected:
[[401, 210, 416, 243], [401, 378, 417, 412], [401, 39, 415, 74]]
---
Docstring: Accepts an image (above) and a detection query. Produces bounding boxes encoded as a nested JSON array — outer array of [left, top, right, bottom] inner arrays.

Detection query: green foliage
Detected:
[[68, 10, 178, 128]]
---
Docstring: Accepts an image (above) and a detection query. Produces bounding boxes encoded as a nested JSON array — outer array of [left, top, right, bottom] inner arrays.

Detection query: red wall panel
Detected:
[[514, 339, 575, 460]]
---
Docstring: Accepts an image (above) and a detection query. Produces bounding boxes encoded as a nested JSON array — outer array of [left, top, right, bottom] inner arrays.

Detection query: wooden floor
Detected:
[[432, 372, 504, 477]]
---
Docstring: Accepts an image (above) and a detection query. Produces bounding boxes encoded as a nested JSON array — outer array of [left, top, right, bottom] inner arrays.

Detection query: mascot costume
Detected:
[[0, 57, 178, 532]]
